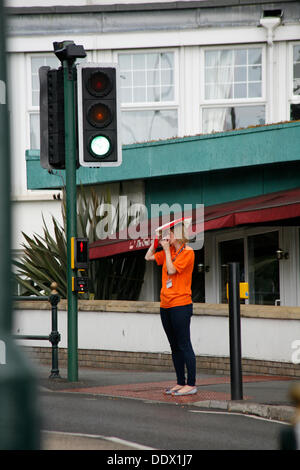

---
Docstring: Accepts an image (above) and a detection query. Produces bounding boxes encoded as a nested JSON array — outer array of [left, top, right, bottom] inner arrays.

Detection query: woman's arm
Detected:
[[145, 240, 156, 261], [160, 240, 177, 275]]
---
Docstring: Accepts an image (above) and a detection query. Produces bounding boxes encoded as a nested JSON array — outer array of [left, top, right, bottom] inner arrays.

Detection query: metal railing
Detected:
[[13, 282, 61, 379]]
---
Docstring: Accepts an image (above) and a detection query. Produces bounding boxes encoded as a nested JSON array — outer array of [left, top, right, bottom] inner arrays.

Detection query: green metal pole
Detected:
[[0, 1, 40, 449], [63, 59, 78, 382], [0, 5, 11, 335]]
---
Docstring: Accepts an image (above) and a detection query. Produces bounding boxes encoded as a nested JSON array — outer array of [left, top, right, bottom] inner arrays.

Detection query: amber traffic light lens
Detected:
[[87, 103, 112, 127], [88, 71, 111, 96]]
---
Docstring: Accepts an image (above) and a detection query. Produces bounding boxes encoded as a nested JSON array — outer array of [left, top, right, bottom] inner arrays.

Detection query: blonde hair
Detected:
[[170, 226, 189, 245]]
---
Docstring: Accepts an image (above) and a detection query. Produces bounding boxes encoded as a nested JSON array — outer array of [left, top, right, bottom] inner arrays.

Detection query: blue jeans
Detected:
[[160, 304, 196, 387]]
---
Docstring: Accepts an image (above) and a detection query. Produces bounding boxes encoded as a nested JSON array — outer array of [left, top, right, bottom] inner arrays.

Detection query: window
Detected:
[[293, 45, 300, 96], [205, 48, 262, 100], [118, 51, 178, 145], [290, 103, 300, 121], [29, 55, 60, 149], [119, 52, 175, 103], [203, 106, 265, 133], [290, 44, 300, 121], [202, 47, 265, 134]]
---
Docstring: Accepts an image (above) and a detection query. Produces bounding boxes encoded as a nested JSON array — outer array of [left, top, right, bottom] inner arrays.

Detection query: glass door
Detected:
[[217, 230, 280, 305], [219, 238, 245, 303], [248, 231, 279, 305]]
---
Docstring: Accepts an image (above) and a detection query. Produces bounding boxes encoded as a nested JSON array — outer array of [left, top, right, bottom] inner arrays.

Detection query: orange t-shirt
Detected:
[[154, 245, 195, 308]]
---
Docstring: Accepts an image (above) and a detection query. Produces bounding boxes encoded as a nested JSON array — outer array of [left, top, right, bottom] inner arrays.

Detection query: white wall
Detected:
[[12, 308, 299, 363], [12, 197, 63, 251]]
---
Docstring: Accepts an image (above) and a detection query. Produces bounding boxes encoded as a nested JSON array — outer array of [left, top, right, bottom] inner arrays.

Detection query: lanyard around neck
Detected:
[[171, 244, 185, 262]]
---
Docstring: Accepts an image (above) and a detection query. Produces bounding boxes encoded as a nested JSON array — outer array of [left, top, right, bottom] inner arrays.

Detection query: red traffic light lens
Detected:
[[88, 103, 112, 128], [88, 71, 112, 97]]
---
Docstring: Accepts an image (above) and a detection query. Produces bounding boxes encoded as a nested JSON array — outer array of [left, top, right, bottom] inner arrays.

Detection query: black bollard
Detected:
[[228, 262, 243, 400], [48, 283, 61, 379]]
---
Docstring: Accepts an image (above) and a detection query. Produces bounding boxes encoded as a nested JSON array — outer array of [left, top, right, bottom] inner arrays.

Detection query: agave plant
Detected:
[[13, 214, 67, 298], [76, 184, 146, 300], [13, 185, 146, 300]]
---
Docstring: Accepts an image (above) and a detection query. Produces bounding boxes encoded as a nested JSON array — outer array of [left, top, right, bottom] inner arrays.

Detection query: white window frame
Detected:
[[199, 44, 267, 133]]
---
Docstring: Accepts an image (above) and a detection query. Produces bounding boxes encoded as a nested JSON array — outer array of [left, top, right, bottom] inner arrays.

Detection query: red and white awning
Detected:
[[89, 187, 300, 259]]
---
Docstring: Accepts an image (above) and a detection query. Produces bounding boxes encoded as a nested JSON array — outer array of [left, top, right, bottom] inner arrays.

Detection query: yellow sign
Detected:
[[71, 237, 75, 269], [226, 282, 249, 300]]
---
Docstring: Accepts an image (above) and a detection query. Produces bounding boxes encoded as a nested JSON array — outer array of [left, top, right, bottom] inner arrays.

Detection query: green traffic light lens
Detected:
[[89, 136, 111, 158]]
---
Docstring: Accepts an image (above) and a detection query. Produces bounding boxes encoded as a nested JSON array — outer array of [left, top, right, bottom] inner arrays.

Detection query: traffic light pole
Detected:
[[63, 58, 78, 382], [53, 41, 86, 382]]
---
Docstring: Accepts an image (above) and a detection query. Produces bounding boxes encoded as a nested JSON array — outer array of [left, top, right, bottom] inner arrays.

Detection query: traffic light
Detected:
[[71, 237, 89, 294], [71, 237, 89, 269], [72, 275, 89, 294], [77, 63, 122, 167], [39, 66, 65, 169]]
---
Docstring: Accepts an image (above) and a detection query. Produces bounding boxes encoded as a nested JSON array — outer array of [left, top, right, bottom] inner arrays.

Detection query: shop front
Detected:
[[26, 121, 300, 307], [89, 187, 300, 307]]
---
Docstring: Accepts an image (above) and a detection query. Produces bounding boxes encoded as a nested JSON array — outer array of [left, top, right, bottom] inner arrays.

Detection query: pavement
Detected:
[[35, 363, 300, 450]]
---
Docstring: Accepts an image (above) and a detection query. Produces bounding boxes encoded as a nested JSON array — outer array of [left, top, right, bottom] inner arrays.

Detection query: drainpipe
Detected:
[[259, 17, 281, 123]]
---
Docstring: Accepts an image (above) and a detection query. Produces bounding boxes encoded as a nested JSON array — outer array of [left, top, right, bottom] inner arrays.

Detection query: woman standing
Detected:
[[145, 221, 197, 396]]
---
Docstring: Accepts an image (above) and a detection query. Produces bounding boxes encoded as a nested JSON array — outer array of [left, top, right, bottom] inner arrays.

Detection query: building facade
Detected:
[[6, 0, 300, 307]]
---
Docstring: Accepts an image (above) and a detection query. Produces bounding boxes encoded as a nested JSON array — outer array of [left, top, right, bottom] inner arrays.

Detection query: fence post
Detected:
[[48, 283, 61, 379]]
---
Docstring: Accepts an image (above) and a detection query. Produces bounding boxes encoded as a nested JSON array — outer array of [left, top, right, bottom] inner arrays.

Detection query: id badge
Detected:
[[166, 278, 172, 289]]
